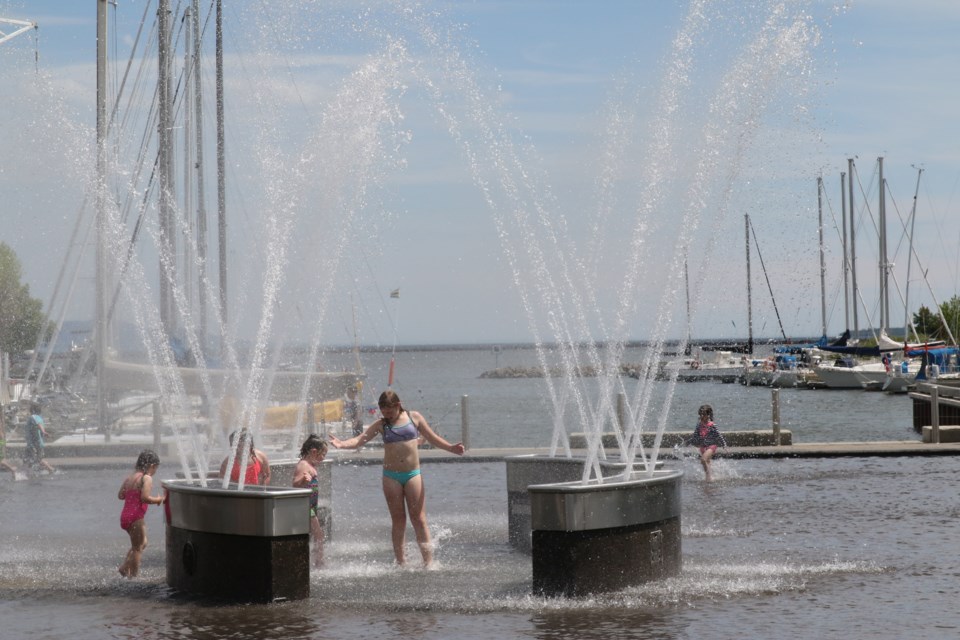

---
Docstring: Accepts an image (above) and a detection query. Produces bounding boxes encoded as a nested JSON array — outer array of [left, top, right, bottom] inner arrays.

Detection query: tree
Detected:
[[912, 297, 960, 344], [940, 295, 960, 344], [0, 242, 48, 355], [912, 304, 943, 341]]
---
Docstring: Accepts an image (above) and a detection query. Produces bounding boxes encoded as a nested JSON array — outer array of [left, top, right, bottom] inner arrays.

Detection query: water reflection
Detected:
[[152, 602, 323, 640], [531, 610, 685, 640]]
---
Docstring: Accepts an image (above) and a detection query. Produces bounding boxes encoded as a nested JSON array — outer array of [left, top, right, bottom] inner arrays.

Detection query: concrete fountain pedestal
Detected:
[[529, 468, 682, 597], [506, 455, 681, 597], [162, 480, 312, 603], [505, 454, 664, 553]]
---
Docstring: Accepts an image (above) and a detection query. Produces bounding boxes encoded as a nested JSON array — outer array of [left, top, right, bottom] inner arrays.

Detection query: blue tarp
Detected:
[[911, 347, 959, 381], [774, 331, 844, 355]]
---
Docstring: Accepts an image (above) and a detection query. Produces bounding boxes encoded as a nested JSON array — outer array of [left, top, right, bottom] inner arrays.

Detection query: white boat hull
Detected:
[[815, 360, 919, 389]]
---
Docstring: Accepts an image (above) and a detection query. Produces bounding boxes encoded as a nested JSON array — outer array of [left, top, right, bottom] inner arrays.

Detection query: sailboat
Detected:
[[25, 2, 362, 454], [814, 159, 942, 389], [669, 248, 745, 384], [738, 212, 817, 388]]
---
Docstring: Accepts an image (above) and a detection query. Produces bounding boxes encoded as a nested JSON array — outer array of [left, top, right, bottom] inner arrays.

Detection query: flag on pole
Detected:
[[390, 288, 400, 299]]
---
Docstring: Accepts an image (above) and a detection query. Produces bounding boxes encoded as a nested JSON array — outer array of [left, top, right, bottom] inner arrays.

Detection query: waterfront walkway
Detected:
[[20, 439, 960, 471]]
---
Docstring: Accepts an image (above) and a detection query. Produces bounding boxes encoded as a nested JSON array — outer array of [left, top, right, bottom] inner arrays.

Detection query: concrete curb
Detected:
[[16, 440, 960, 472]]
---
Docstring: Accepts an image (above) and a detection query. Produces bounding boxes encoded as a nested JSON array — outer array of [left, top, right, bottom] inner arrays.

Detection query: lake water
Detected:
[[341, 345, 918, 446], [2, 345, 949, 640]]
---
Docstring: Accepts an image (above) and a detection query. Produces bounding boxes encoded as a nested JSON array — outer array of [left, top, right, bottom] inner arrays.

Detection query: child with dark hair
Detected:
[[218, 429, 271, 486], [293, 434, 329, 568], [686, 404, 727, 482], [117, 449, 164, 577]]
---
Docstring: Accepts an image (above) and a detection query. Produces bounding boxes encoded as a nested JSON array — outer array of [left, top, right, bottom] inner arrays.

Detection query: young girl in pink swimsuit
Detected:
[[117, 450, 164, 578]]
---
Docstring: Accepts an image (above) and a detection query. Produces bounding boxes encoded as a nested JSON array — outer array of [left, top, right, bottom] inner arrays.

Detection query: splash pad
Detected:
[[3, 0, 834, 617]]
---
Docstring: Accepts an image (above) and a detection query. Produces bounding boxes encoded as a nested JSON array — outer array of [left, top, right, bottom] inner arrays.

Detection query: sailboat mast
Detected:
[[903, 167, 923, 344], [191, 0, 208, 353], [840, 171, 850, 332], [96, 0, 109, 440], [216, 0, 228, 356], [684, 255, 692, 355], [182, 7, 194, 315], [847, 158, 859, 340], [817, 177, 827, 338], [745, 213, 753, 355], [878, 156, 889, 334], [157, 0, 177, 337]]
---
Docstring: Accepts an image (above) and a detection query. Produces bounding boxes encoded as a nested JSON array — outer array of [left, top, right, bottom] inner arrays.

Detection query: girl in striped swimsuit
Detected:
[[687, 404, 727, 482]]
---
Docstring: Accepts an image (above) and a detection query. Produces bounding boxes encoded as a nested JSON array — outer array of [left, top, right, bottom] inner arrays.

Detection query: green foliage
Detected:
[[912, 297, 960, 343], [941, 296, 960, 343], [0, 243, 49, 355], [912, 304, 943, 340]]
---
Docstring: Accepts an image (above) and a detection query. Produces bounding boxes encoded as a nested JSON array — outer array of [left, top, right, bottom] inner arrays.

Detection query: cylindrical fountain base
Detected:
[[505, 454, 663, 553], [163, 480, 312, 603], [529, 468, 682, 597]]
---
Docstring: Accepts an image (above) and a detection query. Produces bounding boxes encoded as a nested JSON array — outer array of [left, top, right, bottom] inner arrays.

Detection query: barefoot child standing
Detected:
[[117, 450, 164, 577], [292, 434, 328, 569], [686, 404, 727, 482]]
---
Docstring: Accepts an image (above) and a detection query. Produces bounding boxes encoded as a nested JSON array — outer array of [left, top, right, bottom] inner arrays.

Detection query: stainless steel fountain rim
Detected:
[[528, 468, 682, 532], [162, 478, 311, 498], [527, 468, 682, 493], [163, 479, 312, 537], [505, 454, 664, 492]]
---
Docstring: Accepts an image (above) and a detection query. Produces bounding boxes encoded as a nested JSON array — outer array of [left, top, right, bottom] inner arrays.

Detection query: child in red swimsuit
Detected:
[[117, 450, 164, 578], [218, 430, 271, 486]]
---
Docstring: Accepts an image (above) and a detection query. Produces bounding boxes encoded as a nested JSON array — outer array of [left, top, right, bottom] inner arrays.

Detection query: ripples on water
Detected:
[[2, 458, 959, 639]]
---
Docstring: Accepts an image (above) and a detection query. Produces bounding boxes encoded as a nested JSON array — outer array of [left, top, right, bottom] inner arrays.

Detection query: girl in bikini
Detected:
[[293, 434, 328, 569], [117, 449, 164, 577], [329, 390, 465, 567]]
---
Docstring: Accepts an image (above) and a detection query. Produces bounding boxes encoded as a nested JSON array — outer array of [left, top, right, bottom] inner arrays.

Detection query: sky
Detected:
[[1, 0, 959, 350]]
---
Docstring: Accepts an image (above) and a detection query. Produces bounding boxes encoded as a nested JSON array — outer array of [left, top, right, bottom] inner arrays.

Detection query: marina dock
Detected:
[[14, 438, 960, 472]]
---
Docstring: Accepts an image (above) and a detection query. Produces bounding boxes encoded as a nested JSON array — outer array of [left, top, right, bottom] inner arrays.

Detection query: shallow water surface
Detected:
[[2, 456, 959, 639]]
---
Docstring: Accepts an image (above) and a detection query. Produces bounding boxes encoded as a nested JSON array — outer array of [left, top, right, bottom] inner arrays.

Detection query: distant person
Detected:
[[344, 384, 364, 437], [219, 430, 271, 486], [117, 449, 164, 578], [329, 390, 465, 567], [686, 404, 727, 482], [292, 434, 328, 569], [0, 405, 18, 476], [23, 402, 56, 474]]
